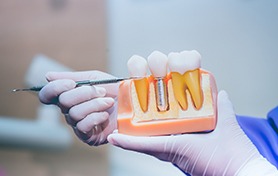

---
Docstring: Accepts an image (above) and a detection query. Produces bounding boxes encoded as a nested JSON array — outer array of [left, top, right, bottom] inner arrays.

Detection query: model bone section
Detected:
[[168, 50, 203, 110], [127, 55, 149, 112], [147, 51, 169, 112]]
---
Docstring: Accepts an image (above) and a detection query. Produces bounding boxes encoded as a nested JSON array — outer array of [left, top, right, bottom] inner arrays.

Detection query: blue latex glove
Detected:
[[237, 107, 278, 169]]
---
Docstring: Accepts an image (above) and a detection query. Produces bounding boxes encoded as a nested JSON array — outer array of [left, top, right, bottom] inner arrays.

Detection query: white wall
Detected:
[[106, 0, 278, 175]]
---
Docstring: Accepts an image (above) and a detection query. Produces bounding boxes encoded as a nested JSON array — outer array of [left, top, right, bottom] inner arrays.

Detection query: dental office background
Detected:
[[0, 0, 277, 176]]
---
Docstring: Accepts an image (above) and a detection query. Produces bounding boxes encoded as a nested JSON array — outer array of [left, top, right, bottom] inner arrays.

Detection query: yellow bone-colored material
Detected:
[[134, 78, 149, 112], [171, 72, 188, 110], [184, 69, 203, 110]]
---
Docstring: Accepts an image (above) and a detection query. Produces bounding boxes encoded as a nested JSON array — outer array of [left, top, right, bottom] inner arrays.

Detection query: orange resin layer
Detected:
[[117, 69, 218, 136]]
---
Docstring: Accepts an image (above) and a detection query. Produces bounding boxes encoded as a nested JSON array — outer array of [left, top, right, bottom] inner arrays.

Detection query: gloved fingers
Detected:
[[86, 130, 107, 146], [39, 79, 76, 104], [74, 122, 107, 146], [64, 113, 76, 127], [46, 71, 119, 98], [67, 97, 114, 124], [58, 86, 106, 109], [76, 112, 110, 134]]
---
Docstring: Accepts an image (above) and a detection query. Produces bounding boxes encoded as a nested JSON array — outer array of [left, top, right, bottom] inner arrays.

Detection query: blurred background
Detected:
[[0, 1, 108, 176], [0, 0, 277, 176]]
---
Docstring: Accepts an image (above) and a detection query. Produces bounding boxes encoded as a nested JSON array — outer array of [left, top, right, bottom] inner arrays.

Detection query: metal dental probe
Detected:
[[12, 77, 142, 92]]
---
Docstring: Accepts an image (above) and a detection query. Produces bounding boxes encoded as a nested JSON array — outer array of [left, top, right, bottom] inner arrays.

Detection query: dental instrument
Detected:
[[12, 77, 142, 92]]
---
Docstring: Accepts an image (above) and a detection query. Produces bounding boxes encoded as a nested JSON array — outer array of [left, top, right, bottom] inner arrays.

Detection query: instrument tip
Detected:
[[12, 89, 22, 92], [11, 88, 33, 92]]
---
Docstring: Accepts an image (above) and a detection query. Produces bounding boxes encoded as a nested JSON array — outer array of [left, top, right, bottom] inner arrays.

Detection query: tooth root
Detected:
[[171, 72, 188, 110], [134, 78, 149, 112], [184, 69, 203, 110]]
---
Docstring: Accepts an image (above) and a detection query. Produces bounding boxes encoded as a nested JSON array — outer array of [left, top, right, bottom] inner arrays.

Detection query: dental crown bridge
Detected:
[[117, 50, 218, 136]]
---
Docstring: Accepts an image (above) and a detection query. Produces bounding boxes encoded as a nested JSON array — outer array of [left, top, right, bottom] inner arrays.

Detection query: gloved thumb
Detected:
[[215, 90, 238, 130], [107, 133, 175, 159]]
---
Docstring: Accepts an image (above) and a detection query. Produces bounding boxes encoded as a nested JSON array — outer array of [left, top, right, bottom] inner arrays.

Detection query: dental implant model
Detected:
[[147, 51, 169, 112], [117, 50, 218, 136]]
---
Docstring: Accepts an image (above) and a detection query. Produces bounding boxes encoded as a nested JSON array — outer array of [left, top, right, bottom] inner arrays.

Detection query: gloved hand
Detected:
[[108, 90, 278, 175], [39, 71, 119, 146]]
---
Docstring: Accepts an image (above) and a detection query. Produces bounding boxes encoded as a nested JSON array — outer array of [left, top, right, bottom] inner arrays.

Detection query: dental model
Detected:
[[168, 50, 203, 110], [117, 50, 218, 136], [147, 51, 169, 112], [127, 55, 149, 112]]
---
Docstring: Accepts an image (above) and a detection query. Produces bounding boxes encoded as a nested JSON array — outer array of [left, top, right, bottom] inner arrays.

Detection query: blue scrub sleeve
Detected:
[[236, 106, 278, 169]]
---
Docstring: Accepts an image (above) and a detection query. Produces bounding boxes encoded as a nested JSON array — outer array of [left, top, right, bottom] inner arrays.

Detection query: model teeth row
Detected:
[[127, 50, 203, 112]]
